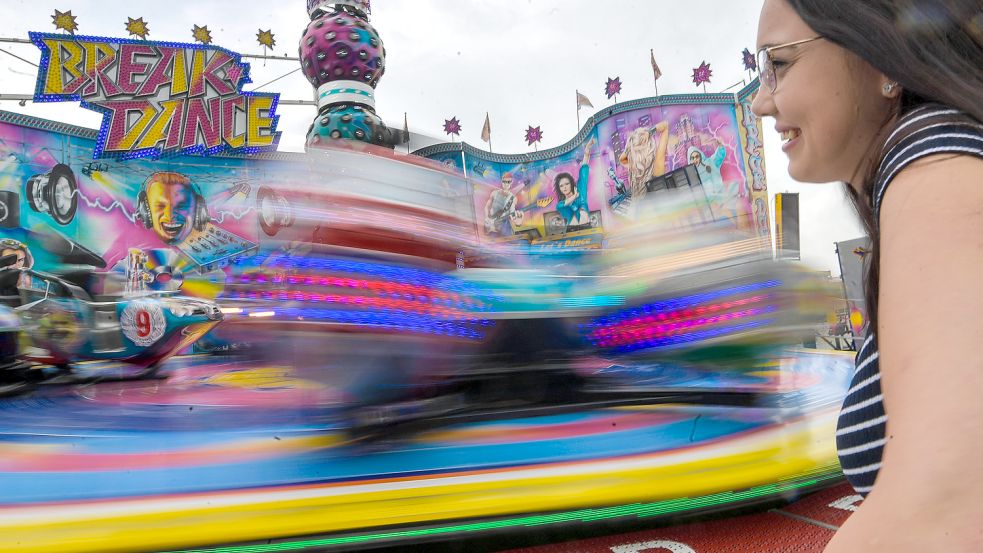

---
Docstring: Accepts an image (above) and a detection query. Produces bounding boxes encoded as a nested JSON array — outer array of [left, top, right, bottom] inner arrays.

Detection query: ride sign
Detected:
[[30, 32, 281, 159]]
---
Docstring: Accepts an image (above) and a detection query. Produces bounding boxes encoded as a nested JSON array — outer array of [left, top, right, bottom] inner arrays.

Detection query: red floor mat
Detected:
[[504, 482, 861, 553]]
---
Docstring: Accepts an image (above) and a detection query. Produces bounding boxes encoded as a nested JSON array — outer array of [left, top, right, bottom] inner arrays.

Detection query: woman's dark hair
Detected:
[[553, 172, 576, 200], [786, 0, 983, 332]]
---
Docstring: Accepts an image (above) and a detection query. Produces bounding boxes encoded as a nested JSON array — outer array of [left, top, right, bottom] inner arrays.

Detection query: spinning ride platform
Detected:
[[0, 349, 853, 552]]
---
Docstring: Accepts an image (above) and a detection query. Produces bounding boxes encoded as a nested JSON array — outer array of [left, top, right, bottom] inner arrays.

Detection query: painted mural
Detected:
[[417, 84, 770, 249], [0, 112, 273, 296], [0, 84, 769, 289], [0, 110, 474, 305]]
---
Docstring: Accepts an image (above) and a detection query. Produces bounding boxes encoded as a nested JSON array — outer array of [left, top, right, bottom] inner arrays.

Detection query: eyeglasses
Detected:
[[756, 36, 823, 93]]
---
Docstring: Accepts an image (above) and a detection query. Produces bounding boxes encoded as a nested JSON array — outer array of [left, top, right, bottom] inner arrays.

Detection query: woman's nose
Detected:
[[750, 85, 775, 118]]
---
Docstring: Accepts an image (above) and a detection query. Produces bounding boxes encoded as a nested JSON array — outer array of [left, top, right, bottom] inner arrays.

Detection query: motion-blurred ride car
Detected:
[[0, 253, 222, 383]]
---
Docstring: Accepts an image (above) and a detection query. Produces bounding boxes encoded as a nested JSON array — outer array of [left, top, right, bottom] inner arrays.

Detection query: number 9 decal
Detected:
[[135, 310, 152, 338], [122, 302, 166, 346]]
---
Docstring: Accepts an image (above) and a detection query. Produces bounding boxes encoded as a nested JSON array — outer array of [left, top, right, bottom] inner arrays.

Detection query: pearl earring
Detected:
[[883, 82, 897, 94]]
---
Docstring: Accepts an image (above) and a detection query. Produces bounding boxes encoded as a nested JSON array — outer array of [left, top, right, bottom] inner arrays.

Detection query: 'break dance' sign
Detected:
[[30, 32, 281, 159]]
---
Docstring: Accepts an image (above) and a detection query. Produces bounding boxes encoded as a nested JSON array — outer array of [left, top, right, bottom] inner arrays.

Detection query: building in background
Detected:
[[836, 236, 871, 350], [775, 192, 799, 260]]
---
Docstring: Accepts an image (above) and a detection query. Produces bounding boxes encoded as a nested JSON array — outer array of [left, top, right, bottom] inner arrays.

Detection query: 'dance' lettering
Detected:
[[99, 95, 275, 153]]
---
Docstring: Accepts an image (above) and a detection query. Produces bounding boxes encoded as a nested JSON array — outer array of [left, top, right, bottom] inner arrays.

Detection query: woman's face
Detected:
[[558, 177, 574, 196], [751, 0, 896, 186], [1, 248, 26, 268]]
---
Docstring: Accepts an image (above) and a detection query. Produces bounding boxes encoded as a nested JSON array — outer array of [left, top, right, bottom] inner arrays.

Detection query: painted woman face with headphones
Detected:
[[0, 238, 32, 269], [137, 172, 209, 245]]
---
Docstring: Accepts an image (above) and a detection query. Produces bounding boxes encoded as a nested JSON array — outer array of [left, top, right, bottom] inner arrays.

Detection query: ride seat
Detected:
[[57, 270, 100, 298], [480, 317, 582, 367]]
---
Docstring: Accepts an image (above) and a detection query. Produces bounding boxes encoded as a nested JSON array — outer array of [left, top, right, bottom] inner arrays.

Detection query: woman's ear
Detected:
[[879, 76, 901, 99]]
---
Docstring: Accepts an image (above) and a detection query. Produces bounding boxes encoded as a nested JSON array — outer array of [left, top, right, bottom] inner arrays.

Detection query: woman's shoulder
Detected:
[[883, 105, 982, 166], [874, 104, 983, 216], [888, 152, 983, 198], [879, 151, 983, 246]]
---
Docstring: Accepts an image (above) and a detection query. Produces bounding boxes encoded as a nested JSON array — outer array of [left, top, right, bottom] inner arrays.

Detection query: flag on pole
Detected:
[[650, 49, 663, 81], [576, 90, 594, 109], [480, 112, 491, 143]]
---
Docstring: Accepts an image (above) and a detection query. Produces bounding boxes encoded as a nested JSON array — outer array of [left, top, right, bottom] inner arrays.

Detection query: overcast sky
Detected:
[[0, 0, 864, 275]]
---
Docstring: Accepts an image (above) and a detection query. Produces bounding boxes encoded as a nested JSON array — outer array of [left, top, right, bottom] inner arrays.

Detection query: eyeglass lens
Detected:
[[757, 50, 775, 91]]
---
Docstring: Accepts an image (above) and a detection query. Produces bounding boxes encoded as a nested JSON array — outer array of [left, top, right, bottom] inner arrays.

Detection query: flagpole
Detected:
[[651, 49, 659, 97], [403, 111, 410, 153], [576, 90, 581, 132]]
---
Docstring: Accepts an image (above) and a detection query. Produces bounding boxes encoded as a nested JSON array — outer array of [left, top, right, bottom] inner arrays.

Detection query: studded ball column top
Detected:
[[307, 0, 371, 19], [300, 0, 393, 148]]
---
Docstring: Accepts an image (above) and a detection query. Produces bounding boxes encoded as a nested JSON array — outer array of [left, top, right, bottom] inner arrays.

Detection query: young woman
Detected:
[[688, 139, 744, 223], [0, 238, 34, 289], [554, 138, 596, 227], [752, 0, 982, 550]]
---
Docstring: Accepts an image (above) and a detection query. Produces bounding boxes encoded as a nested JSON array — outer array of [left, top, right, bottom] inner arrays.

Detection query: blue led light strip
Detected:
[[588, 280, 782, 328], [234, 255, 486, 296], [610, 317, 775, 353]]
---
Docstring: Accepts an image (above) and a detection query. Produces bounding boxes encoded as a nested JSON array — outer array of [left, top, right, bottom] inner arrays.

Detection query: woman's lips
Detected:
[[779, 128, 801, 153]]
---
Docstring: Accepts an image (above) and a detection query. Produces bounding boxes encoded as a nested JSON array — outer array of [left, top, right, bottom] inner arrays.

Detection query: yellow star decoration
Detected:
[[125, 17, 150, 39], [191, 24, 212, 45], [51, 9, 79, 34], [256, 29, 276, 50]]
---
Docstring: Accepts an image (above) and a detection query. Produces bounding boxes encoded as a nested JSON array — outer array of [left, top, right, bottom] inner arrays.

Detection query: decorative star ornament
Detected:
[[742, 48, 757, 72], [443, 117, 462, 136], [51, 9, 79, 34], [525, 125, 543, 146], [256, 29, 276, 49], [605, 77, 623, 100], [125, 17, 150, 39], [191, 24, 213, 45], [692, 61, 713, 86]]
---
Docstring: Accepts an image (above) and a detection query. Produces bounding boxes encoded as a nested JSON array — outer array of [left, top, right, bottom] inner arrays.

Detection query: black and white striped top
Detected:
[[837, 104, 983, 496]]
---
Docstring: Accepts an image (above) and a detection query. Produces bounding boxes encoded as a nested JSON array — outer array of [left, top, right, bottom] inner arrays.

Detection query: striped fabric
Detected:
[[837, 104, 983, 496]]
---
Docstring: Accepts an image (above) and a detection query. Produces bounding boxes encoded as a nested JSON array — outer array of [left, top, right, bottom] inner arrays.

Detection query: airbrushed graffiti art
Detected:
[[0, 118, 264, 284], [416, 90, 770, 248]]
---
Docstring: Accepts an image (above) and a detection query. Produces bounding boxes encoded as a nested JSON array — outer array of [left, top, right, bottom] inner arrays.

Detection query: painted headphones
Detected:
[[135, 172, 210, 232]]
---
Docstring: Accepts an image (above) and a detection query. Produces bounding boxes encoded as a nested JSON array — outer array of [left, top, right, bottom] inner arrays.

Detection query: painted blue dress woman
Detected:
[[688, 140, 745, 224], [553, 138, 595, 227]]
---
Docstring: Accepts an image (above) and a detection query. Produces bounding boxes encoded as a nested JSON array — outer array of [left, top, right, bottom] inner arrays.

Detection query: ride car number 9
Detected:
[[135, 310, 152, 338], [121, 302, 166, 347]]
